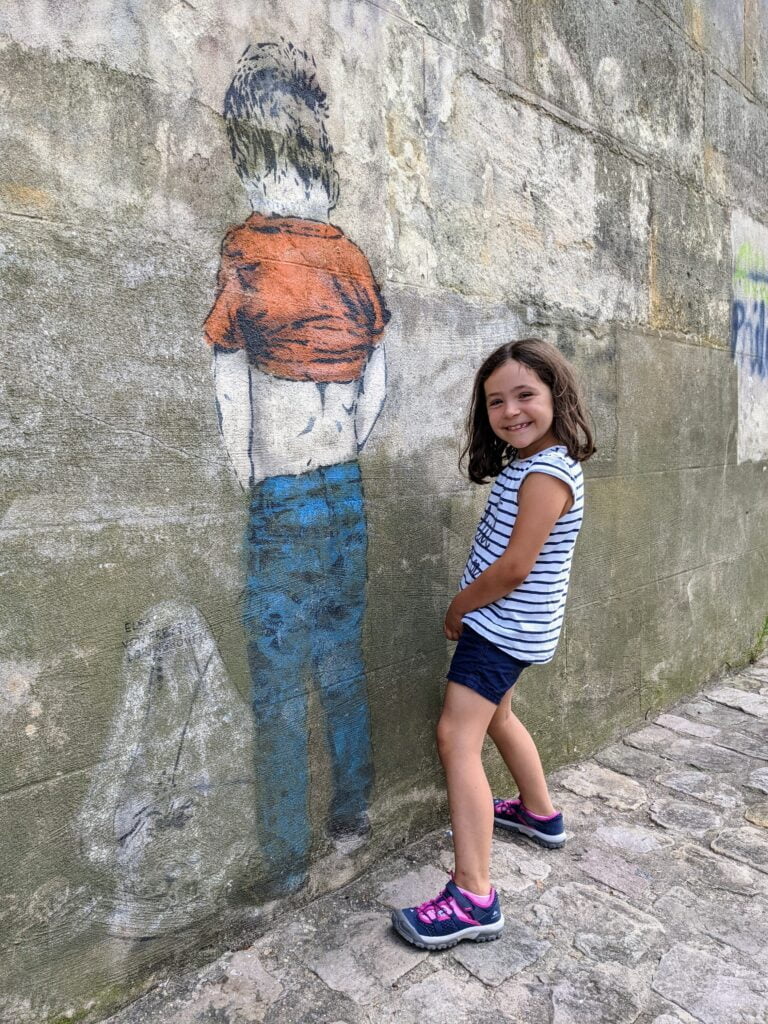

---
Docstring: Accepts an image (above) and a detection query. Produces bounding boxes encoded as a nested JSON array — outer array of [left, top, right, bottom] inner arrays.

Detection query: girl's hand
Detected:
[[444, 599, 464, 641]]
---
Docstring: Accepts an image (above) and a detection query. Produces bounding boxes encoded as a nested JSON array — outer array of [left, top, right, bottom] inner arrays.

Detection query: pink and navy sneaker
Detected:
[[493, 797, 566, 849], [391, 878, 504, 950]]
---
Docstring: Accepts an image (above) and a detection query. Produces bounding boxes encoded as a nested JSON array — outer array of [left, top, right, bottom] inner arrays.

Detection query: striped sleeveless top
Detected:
[[460, 445, 584, 664]]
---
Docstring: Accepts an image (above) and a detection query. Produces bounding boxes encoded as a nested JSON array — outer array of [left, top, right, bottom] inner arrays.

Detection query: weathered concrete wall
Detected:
[[1, 1, 767, 1019]]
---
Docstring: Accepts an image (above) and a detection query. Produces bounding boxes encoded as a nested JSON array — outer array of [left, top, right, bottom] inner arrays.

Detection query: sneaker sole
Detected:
[[390, 910, 504, 951], [494, 817, 566, 849]]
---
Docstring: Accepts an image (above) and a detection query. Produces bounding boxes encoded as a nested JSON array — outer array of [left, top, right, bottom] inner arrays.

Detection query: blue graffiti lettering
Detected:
[[731, 298, 768, 379], [730, 301, 745, 359]]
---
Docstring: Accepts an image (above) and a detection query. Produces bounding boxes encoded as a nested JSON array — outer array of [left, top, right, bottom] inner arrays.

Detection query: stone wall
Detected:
[[1, 1, 767, 1019]]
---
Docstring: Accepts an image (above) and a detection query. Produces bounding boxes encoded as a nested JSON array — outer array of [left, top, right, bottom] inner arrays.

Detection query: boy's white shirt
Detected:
[[213, 345, 387, 490]]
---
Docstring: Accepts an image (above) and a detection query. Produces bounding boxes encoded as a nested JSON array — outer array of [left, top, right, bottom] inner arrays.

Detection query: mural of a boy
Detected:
[[204, 41, 390, 894]]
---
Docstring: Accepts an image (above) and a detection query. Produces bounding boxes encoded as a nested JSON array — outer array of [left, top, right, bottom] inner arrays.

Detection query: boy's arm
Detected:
[[355, 344, 387, 449], [213, 348, 253, 491], [444, 472, 573, 640]]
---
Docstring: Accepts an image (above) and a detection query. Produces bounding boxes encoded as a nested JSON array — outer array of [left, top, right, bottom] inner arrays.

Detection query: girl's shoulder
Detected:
[[495, 447, 582, 496], [515, 446, 583, 491], [517, 445, 580, 472]]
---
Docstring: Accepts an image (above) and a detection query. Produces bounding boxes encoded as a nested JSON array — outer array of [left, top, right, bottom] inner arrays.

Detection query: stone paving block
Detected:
[[576, 848, 653, 898], [595, 742, 669, 780], [534, 883, 666, 966], [716, 713, 767, 740], [676, 699, 755, 731], [549, 961, 649, 1023], [654, 885, 768, 958], [651, 943, 768, 1024], [711, 827, 768, 875], [435, 840, 560, 897], [655, 713, 720, 739], [707, 687, 768, 719], [591, 825, 674, 856], [252, 916, 320, 963], [487, 978, 552, 1024], [712, 729, 768, 763], [138, 950, 284, 1024], [488, 978, 553, 1024], [655, 770, 744, 810], [549, 788, 608, 828], [682, 742, 756, 775], [307, 912, 428, 1006], [728, 671, 768, 693], [489, 840, 553, 894], [256, 963, 368, 1024], [492, 840, 554, 882], [626, 728, 755, 773], [375, 865, 449, 909], [745, 802, 768, 828], [648, 798, 723, 837], [672, 842, 768, 897], [624, 725, 688, 756], [559, 763, 647, 810], [452, 921, 551, 987], [374, 968, 494, 1024], [744, 666, 768, 685], [435, 842, 542, 897], [747, 767, 768, 794]]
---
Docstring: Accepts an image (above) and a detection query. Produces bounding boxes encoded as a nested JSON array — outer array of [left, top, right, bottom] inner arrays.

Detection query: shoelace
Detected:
[[416, 888, 458, 923], [494, 797, 522, 815]]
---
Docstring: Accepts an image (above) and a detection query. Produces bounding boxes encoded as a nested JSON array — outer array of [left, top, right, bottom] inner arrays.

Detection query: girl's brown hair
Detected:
[[460, 339, 596, 484]]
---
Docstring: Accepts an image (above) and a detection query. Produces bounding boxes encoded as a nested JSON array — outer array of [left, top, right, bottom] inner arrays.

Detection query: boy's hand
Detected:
[[444, 598, 465, 641]]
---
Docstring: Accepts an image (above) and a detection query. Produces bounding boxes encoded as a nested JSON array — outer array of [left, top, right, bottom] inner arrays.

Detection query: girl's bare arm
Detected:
[[444, 472, 573, 639]]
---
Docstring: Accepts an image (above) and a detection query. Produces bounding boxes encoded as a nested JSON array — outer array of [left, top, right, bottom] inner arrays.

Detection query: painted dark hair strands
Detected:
[[224, 40, 338, 204], [461, 339, 596, 484]]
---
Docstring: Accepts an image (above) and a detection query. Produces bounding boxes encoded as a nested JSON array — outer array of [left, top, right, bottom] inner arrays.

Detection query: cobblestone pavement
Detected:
[[105, 657, 768, 1024]]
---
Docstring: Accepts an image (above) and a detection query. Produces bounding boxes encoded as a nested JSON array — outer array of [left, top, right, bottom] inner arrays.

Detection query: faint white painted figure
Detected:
[[78, 602, 256, 938], [203, 41, 390, 895]]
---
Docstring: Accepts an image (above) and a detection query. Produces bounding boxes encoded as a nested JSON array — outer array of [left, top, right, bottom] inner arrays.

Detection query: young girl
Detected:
[[391, 339, 595, 950]]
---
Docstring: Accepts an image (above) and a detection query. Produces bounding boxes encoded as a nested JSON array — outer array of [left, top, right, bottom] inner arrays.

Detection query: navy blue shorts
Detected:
[[447, 625, 530, 704]]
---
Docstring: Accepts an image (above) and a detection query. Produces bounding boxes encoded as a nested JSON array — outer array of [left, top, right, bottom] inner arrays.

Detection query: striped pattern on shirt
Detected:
[[460, 445, 584, 665]]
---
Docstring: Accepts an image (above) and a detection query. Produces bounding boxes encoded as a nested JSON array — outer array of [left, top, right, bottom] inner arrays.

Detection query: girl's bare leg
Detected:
[[486, 696, 557, 817], [436, 682, 498, 895]]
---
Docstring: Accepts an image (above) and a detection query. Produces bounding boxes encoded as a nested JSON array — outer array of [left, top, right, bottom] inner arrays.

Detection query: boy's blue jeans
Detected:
[[244, 461, 373, 891]]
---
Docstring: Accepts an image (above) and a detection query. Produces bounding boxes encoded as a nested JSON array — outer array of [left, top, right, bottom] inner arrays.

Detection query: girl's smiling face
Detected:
[[484, 359, 558, 458]]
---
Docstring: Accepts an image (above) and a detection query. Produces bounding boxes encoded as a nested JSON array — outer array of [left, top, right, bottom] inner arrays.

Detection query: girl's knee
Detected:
[[437, 683, 497, 760], [487, 701, 517, 740], [435, 713, 455, 756], [436, 712, 474, 761]]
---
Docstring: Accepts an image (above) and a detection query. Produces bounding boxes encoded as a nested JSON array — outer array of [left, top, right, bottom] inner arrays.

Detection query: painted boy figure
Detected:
[[204, 42, 389, 895]]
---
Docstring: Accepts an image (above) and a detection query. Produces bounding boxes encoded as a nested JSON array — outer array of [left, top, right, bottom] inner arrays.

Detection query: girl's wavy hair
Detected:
[[460, 339, 596, 483]]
